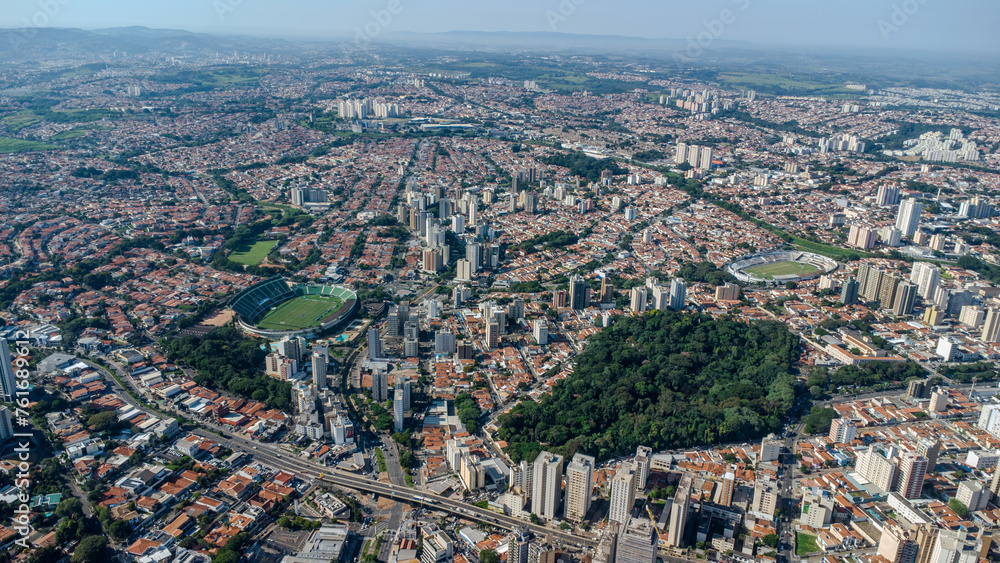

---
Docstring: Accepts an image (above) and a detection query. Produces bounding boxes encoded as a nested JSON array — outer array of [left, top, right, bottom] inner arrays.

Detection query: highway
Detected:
[[197, 425, 596, 548], [83, 356, 595, 549]]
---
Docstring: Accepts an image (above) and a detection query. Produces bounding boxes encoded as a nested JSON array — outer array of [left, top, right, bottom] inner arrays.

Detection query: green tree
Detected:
[[72, 536, 108, 563], [55, 498, 83, 518], [109, 520, 132, 541], [480, 549, 500, 563], [28, 546, 64, 563], [949, 498, 970, 519], [763, 533, 779, 548]]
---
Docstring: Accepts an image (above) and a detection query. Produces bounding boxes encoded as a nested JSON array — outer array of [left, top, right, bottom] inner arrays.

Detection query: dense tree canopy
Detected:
[[165, 326, 291, 411], [497, 311, 800, 462], [538, 152, 625, 182]]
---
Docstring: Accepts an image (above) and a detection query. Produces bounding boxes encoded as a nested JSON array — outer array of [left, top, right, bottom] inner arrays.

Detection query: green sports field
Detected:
[[745, 260, 820, 280], [229, 240, 278, 266], [256, 295, 345, 331]]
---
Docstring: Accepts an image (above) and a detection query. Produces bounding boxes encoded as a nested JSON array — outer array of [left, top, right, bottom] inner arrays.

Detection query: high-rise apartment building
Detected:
[[564, 453, 595, 522], [896, 455, 928, 499], [0, 340, 15, 402], [668, 473, 693, 548], [896, 199, 924, 237], [531, 452, 564, 521], [608, 464, 637, 526]]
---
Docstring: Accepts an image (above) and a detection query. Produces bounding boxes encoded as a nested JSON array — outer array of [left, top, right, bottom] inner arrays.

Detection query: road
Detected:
[[82, 356, 594, 549]]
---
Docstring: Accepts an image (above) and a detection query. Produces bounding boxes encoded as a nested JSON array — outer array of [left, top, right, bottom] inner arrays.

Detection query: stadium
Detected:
[[726, 251, 838, 285], [229, 277, 358, 338]]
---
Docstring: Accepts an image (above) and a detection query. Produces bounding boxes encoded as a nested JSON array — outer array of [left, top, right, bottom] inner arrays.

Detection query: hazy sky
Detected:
[[3, 0, 998, 54]]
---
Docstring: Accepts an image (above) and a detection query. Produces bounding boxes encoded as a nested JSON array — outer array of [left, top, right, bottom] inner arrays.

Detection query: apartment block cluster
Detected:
[[886, 129, 982, 162], [675, 141, 715, 171], [658, 87, 736, 118], [337, 97, 401, 119], [628, 276, 688, 313]]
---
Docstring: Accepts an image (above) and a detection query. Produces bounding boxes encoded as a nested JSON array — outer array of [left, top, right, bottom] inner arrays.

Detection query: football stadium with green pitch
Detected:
[[229, 277, 358, 338]]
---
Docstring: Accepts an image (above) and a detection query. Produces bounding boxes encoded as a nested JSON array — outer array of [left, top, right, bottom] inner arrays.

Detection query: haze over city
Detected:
[[2, 3, 1000, 563]]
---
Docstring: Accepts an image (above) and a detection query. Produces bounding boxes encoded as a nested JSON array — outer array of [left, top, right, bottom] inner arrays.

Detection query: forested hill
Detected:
[[497, 311, 800, 463]]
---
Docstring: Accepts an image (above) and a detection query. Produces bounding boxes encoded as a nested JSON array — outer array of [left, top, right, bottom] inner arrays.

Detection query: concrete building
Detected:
[[533, 320, 548, 345], [0, 340, 15, 402], [828, 418, 857, 444], [564, 453, 595, 522], [668, 473, 693, 548], [531, 452, 564, 521], [896, 199, 924, 237], [956, 480, 990, 512], [608, 463, 637, 526], [311, 352, 327, 390], [896, 455, 928, 500], [615, 519, 658, 563]]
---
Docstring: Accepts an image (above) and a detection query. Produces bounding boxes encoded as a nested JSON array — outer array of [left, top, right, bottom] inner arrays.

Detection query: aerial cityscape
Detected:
[[2, 3, 1000, 563]]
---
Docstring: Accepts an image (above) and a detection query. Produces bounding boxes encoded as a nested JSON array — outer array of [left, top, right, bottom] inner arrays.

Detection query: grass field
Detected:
[[229, 240, 278, 266], [796, 533, 821, 556], [0, 137, 57, 153], [256, 295, 345, 331], [745, 260, 821, 280]]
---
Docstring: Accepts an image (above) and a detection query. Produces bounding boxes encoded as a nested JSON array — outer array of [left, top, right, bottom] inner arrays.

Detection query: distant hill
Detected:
[[0, 26, 297, 60]]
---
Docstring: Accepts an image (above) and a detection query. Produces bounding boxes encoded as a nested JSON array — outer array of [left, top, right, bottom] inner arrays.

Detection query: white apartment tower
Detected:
[[564, 453, 595, 522], [531, 452, 564, 520]]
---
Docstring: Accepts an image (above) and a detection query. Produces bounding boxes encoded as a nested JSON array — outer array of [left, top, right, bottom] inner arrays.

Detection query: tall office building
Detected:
[[895, 199, 924, 237], [893, 283, 919, 316], [608, 464, 637, 526], [669, 278, 687, 310], [668, 473, 693, 548], [896, 455, 928, 499], [564, 453, 595, 522], [0, 406, 12, 441], [982, 309, 1000, 343], [276, 335, 303, 364], [531, 452, 564, 520], [911, 263, 941, 300], [311, 352, 327, 390], [615, 519, 658, 563], [0, 340, 15, 402], [841, 277, 860, 305], [569, 275, 589, 310], [368, 328, 383, 360]]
